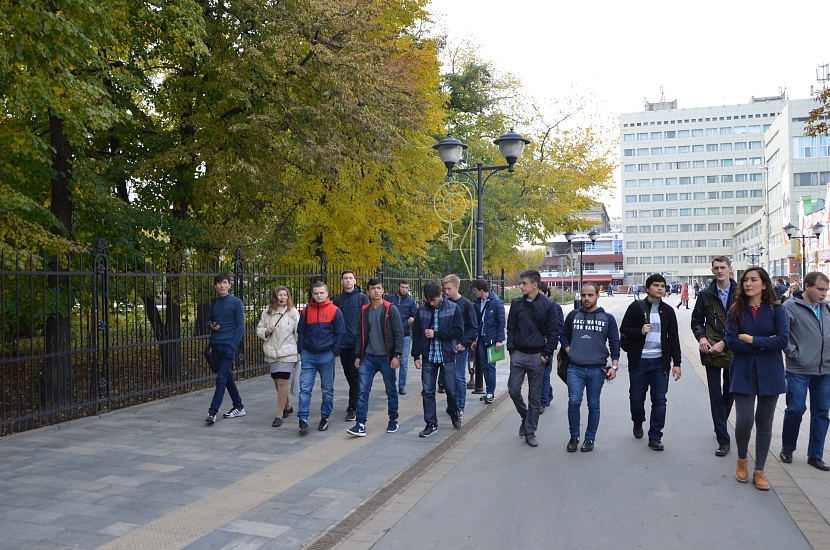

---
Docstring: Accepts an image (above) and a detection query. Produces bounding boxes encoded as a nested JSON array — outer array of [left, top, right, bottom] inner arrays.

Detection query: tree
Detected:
[[805, 87, 830, 137]]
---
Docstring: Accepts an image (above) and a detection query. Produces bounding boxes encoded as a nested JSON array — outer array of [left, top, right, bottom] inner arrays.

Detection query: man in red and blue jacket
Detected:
[[297, 281, 345, 435]]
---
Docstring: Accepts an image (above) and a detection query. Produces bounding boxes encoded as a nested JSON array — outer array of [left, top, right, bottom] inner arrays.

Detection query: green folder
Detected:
[[487, 345, 505, 363]]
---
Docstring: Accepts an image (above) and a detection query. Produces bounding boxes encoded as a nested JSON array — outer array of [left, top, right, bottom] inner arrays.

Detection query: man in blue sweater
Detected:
[[386, 280, 417, 395], [334, 271, 369, 421], [560, 282, 620, 452], [205, 274, 246, 424]]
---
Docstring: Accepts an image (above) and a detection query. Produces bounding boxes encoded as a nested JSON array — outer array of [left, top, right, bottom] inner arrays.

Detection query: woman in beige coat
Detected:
[[256, 286, 300, 427]]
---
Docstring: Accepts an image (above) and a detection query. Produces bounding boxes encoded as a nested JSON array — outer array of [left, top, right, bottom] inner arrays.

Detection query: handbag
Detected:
[[204, 343, 219, 374], [289, 359, 301, 397], [556, 347, 569, 384]]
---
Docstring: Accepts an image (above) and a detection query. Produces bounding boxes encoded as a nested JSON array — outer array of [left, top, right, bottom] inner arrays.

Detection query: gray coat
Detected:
[[783, 293, 830, 375]]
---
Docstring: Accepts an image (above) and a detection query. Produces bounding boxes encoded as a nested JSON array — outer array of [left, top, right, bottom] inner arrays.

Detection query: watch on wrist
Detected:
[[611, 366, 618, 371]]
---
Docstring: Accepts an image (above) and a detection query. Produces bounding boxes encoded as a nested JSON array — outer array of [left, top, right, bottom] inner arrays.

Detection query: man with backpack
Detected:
[[620, 273, 682, 451], [691, 256, 738, 457]]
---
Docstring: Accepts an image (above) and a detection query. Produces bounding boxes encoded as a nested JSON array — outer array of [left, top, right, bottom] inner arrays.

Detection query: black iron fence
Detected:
[[0, 240, 504, 435]]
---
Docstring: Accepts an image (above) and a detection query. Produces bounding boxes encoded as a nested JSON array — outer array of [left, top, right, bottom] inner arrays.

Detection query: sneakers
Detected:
[[318, 418, 329, 431], [387, 419, 398, 433], [345, 409, 356, 422], [272, 417, 283, 427], [419, 424, 438, 437], [223, 407, 246, 418], [483, 393, 494, 404], [398, 387, 406, 395], [438, 387, 446, 394], [299, 419, 309, 435], [458, 410, 464, 419], [347, 423, 366, 437], [451, 415, 461, 430], [205, 414, 216, 425]]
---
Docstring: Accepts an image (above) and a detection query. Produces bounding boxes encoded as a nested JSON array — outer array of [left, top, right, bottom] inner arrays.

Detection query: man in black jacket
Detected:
[[691, 256, 738, 457], [443, 275, 478, 418], [334, 270, 370, 422], [506, 269, 561, 447], [620, 273, 682, 451]]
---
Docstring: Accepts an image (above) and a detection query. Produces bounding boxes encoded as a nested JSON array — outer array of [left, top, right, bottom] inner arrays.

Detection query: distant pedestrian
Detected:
[[442, 275, 478, 418], [780, 282, 800, 303], [693, 281, 700, 299], [676, 283, 689, 309], [347, 278, 404, 437], [634, 284, 641, 300], [255, 286, 299, 428], [297, 282, 346, 435], [620, 273, 682, 451], [334, 271, 369, 422], [506, 271, 561, 447], [774, 278, 788, 300], [386, 280, 417, 395], [607, 284, 614, 297], [560, 282, 620, 452], [205, 274, 247, 425], [727, 267, 789, 490], [691, 256, 738, 457], [412, 280, 464, 436], [780, 272, 830, 472], [471, 279, 506, 403]]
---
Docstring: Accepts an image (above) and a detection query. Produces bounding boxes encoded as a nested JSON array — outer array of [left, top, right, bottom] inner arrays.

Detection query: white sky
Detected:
[[428, 0, 829, 216]]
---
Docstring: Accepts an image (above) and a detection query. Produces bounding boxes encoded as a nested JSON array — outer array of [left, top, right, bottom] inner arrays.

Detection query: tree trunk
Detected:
[[39, 114, 74, 410]]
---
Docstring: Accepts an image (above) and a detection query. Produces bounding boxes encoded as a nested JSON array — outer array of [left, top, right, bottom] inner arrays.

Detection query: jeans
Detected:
[[567, 365, 606, 441], [398, 336, 411, 390], [706, 366, 733, 445], [208, 343, 243, 415], [629, 356, 670, 441], [455, 349, 468, 410], [298, 350, 335, 421], [508, 351, 545, 435], [355, 354, 398, 424], [782, 371, 830, 459], [541, 360, 554, 407], [340, 347, 359, 412], [477, 343, 497, 395], [421, 361, 458, 427]]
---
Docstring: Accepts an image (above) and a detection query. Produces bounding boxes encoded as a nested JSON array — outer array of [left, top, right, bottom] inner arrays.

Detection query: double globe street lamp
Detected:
[[433, 130, 531, 279], [784, 222, 825, 279], [742, 245, 764, 267], [565, 229, 600, 296]]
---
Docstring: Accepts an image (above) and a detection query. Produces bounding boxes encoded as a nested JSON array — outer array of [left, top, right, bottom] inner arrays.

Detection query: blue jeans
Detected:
[[455, 349, 468, 411], [209, 343, 243, 415], [421, 361, 458, 427], [782, 371, 830, 459], [542, 360, 554, 407], [567, 365, 606, 441], [629, 356, 669, 441], [398, 336, 411, 390], [477, 343, 497, 395], [355, 354, 398, 424], [298, 350, 335, 421]]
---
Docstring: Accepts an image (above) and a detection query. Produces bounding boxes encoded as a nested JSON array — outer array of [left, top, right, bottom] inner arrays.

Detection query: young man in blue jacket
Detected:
[[297, 281, 346, 434], [412, 280, 464, 437], [386, 280, 417, 395], [334, 270, 369, 422], [347, 278, 404, 437], [205, 274, 246, 424], [471, 279, 505, 403]]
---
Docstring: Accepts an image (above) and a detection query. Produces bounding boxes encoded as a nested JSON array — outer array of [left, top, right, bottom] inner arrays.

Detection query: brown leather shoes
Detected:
[[753, 470, 770, 491], [736, 458, 749, 483]]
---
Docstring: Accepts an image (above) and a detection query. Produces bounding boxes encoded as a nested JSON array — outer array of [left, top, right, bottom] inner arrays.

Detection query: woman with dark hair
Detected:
[[256, 286, 300, 427], [726, 267, 789, 490]]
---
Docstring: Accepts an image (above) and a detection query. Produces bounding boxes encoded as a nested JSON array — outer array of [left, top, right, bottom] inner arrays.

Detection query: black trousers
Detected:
[[340, 347, 360, 411]]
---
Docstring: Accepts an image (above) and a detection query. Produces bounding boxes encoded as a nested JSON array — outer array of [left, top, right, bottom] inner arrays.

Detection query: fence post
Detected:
[[91, 238, 111, 412], [377, 260, 385, 287], [233, 247, 245, 370]]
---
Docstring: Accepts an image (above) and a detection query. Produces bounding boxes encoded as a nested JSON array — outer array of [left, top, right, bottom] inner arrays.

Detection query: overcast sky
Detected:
[[428, 0, 829, 216]]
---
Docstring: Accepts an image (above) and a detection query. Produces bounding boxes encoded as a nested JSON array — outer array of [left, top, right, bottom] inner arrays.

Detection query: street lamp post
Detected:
[[784, 222, 825, 279], [565, 230, 600, 304], [433, 130, 531, 279], [743, 245, 765, 267]]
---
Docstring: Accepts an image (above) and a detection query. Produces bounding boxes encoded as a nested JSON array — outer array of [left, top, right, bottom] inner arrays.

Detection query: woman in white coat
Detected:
[[256, 286, 300, 427]]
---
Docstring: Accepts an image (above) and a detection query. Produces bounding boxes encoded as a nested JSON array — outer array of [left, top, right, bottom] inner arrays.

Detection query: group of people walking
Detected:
[[204, 259, 830, 493]]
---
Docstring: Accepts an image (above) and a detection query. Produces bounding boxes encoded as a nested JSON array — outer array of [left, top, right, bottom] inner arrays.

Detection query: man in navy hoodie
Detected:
[[560, 282, 620, 453], [205, 274, 246, 424], [334, 271, 369, 421], [386, 280, 417, 395]]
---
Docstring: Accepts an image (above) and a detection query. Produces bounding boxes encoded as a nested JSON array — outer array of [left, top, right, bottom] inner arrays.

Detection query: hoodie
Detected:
[[333, 287, 369, 348], [560, 307, 620, 368], [783, 292, 830, 375], [298, 299, 346, 356]]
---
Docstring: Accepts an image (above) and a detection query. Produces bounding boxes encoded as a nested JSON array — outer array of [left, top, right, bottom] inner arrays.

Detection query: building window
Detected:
[[651, 132, 662, 139], [651, 147, 662, 155], [708, 239, 721, 247], [722, 207, 734, 214], [693, 176, 705, 184], [706, 144, 718, 152], [749, 141, 762, 149], [749, 173, 763, 181], [695, 255, 708, 263], [666, 208, 678, 216], [735, 174, 747, 182], [794, 136, 817, 158], [678, 145, 690, 153], [679, 177, 691, 185], [638, 132, 648, 140], [736, 206, 748, 214], [678, 130, 690, 138], [638, 148, 649, 155], [638, 164, 650, 171], [653, 210, 663, 217], [626, 195, 637, 203], [735, 158, 747, 166], [723, 223, 734, 229], [639, 194, 650, 202], [692, 129, 704, 137], [625, 179, 636, 187], [721, 159, 733, 167], [640, 226, 652, 233], [625, 164, 636, 172], [692, 144, 704, 153], [707, 176, 718, 183], [679, 193, 691, 200], [665, 178, 677, 185], [583, 263, 595, 270], [708, 223, 720, 230], [721, 143, 733, 151], [667, 224, 679, 232], [652, 178, 663, 186], [722, 191, 734, 198], [693, 160, 705, 168], [694, 208, 705, 216], [664, 131, 676, 138], [666, 193, 677, 200], [665, 146, 676, 154], [680, 224, 692, 232], [749, 157, 762, 165], [734, 126, 747, 135], [794, 173, 818, 186], [750, 189, 764, 197], [625, 211, 637, 218], [652, 194, 664, 201], [707, 160, 719, 167], [680, 208, 691, 216], [708, 208, 720, 215], [614, 262, 624, 270], [735, 142, 747, 150], [681, 256, 693, 263], [624, 149, 635, 157], [695, 238, 706, 245], [720, 127, 732, 135], [748, 125, 761, 133], [705, 128, 718, 136], [623, 133, 635, 141], [736, 190, 748, 198]]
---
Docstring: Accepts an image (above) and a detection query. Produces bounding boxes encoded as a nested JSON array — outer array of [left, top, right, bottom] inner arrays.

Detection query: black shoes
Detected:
[[633, 422, 644, 439], [299, 419, 309, 435], [451, 415, 461, 430], [438, 387, 445, 394], [715, 443, 730, 457], [419, 424, 438, 437], [345, 409, 356, 422], [398, 387, 406, 395], [779, 449, 793, 463], [648, 440, 664, 451], [581, 440, 594, 452], [272, 417, 283, 427], [808, 457, 830, 471], [283, 406, 294, 418], [318, 418, 329, 431], [567, 437, 579, 452], [482, 393, 494, 404], [525, 434, 538, 447]]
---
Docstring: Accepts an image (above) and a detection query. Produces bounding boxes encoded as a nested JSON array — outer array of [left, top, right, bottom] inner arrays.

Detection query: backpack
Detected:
[[620, 299, 649, 352]]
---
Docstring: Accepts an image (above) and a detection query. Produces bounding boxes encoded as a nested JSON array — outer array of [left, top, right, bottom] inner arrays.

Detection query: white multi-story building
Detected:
[[620, 96, 786, 284]]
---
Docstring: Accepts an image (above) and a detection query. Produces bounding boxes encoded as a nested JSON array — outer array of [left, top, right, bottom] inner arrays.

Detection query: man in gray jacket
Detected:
[[781, 271, 830, 471]]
